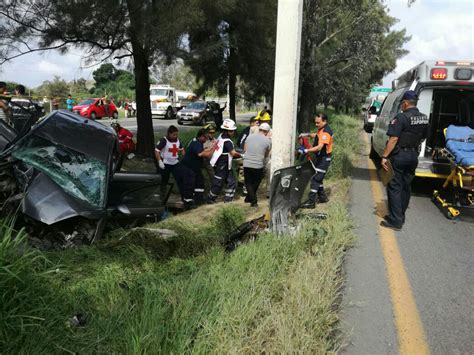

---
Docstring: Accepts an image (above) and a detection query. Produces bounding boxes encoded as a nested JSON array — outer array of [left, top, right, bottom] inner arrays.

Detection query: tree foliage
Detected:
[[0, 0, 409, 144], [297, 0, 409, 130], [0, 0, 196, 155], [91, 63, 135, 100], [185, 0, 278, 119], [151, 60, 198, 92], [35, 76, 69, 98]]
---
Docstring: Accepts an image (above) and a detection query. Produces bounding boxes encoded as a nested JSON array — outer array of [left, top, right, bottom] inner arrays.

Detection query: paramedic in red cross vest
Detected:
[[299, 113, 334, 209], [380, 90, 429, 230], [155, 125, 196, 209], [207, 119, 242, 204]]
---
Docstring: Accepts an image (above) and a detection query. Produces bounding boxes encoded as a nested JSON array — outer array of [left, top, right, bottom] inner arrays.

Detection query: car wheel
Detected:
[[30, 217, 103, 250], [90, 112, 97, 120], [369, 137, 380, 160], [112, 111, 118, 119], [166, 107, 174, 120], [364, 123, 372, 133], [177, 120, 183, 125]]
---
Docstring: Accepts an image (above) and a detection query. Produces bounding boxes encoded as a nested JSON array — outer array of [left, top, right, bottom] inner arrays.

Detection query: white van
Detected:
[[150, 85, 178, 119], [371, 60, 474, 178]]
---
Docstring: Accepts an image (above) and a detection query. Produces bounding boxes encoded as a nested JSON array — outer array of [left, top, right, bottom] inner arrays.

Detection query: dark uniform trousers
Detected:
[[162, 162, 195, 203], [244, 167, 264, 204], [387, 149, 418, 226], [308, 155, 331, 203], [192, 168, 206, 203], [209, 156, 236, 202]]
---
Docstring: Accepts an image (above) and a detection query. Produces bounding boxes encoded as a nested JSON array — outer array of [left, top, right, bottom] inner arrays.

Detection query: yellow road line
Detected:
[[364, 135, 430, 355]]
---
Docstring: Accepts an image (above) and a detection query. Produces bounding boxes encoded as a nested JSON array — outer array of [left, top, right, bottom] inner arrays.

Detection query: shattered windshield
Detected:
[[12, 136, 107, 208]]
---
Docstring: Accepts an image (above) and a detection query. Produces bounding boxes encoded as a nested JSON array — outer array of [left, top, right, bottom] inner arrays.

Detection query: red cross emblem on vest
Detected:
[[168, 143, 179, 157]]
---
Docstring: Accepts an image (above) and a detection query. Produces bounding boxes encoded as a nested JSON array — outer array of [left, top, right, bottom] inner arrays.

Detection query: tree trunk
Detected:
[[297, 79, 315, 133], [228, 46, 237, 122], [132, 48, 155, 156], [127, 0, 155, 156]]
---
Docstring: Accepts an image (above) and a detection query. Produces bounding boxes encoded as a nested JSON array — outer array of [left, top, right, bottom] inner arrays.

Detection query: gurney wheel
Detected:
[[447, 211, 455, 220]]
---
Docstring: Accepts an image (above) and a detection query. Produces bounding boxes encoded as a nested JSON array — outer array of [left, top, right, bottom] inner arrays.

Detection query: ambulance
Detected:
[[371, 60, 474, 178]]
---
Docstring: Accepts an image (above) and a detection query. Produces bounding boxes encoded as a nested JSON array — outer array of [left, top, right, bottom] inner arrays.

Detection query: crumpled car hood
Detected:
[[22, 172, 103, 225]]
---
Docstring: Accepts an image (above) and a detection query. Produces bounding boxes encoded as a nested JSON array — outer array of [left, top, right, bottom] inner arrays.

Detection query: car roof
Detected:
[[27, 110, 117, 162]]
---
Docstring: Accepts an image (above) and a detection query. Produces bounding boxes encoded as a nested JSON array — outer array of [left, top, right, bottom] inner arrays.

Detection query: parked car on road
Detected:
[[362, 96, 385, 133], [177, 101, 221, 126], [73, 98, 118, 119]]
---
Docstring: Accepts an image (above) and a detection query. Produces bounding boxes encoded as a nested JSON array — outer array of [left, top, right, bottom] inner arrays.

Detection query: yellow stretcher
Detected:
[[432, 128, 474, 219]]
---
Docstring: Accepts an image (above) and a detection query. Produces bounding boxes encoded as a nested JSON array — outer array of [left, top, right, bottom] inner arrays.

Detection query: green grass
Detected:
[[2, 113, 361, 353]]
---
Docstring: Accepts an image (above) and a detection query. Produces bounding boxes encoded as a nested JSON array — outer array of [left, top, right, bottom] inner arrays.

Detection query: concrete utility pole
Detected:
[[270, 0, 304, 177]]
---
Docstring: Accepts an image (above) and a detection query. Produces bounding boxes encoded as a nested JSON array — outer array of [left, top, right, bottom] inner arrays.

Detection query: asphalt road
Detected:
[[117, 112, 254, 134], [341, 132, 474, 354]]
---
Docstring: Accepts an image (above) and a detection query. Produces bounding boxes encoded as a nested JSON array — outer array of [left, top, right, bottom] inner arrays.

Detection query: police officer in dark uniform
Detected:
[[381, 90, 429, 230], [300, 113, 334, 209]]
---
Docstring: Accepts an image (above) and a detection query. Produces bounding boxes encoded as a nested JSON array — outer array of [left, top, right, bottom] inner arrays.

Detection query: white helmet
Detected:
[[259, 122, 271, 131], [221, 118, 237, 131]]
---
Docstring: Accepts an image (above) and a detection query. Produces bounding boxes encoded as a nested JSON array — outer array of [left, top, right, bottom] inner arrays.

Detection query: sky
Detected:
[[382, 0, 474, 87], [0, 0, 473, 89]]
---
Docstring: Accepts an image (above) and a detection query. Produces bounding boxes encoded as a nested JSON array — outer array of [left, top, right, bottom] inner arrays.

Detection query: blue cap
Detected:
[[402, 90, 418, 101]]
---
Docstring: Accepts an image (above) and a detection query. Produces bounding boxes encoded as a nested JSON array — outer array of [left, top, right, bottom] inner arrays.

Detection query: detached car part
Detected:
[[269, 161, 315, 234]]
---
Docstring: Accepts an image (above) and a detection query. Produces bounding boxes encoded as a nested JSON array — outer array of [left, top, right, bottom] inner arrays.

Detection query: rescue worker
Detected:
[[100, 94, 110, 117], [155, 125, 196, 209], [237, 117, 258, 149], [251, 107, 272, 136], [111, 121, 135, 154], [181, 128, 215, 204], [0, 81, 11, 124], [207, 119, 242, 204], [380, 90, 429, 230], [243, 122, 271, 207], [203, 123, 218, 181], [255, 106, 272, 122], [299, 113, 333, 208]]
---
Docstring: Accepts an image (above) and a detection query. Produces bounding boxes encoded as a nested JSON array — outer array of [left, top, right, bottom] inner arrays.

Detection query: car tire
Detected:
[[369, 137, 380, 160], [177, 120, 183, 125], [112, 111, 118, 119], [364, 123, 372, 133], [166, 107, 174, 120], [38, 217, 102, 249], [90, 112, 97, 120]]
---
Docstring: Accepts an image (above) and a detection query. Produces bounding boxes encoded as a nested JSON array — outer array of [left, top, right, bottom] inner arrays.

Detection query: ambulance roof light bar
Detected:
[[435, 60, 472, 66]]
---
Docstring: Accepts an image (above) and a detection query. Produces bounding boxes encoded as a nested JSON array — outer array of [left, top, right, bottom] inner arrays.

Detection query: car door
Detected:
[[107, 155, 169, 218], [373, 88, 405, 155], [94, 99, 105, 118]]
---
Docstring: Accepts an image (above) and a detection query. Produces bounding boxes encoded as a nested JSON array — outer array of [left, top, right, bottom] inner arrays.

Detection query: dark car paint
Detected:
[[177, 101, 221, 125], [269, 161, 315, 234], [0, 110, 168, 246]]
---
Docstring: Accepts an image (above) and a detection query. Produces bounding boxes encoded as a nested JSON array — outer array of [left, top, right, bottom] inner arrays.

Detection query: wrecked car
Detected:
[[0, 110, 169, 248]]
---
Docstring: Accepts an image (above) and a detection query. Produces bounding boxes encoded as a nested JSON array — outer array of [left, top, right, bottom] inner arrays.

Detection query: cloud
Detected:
[[0, 50, 99, 88], [382, 0, 474, 86]]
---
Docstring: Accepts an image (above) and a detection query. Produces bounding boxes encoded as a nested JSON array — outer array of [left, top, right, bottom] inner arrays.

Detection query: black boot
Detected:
[[317, 191, 329, 203], [300, 200, 316, 209]]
